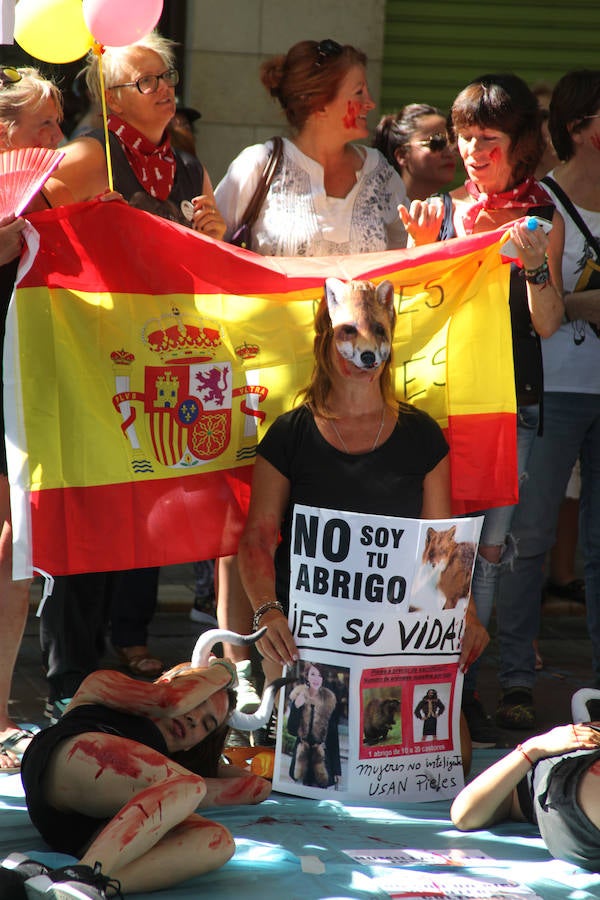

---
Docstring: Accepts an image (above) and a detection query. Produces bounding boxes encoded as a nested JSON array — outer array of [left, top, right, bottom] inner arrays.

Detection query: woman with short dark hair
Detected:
[[400, 73, 565, 742], [496, 69, 600, 733]]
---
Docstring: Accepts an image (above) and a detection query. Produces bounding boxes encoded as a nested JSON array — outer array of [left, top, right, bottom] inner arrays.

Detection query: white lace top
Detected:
[[215, 138, 408, 256]]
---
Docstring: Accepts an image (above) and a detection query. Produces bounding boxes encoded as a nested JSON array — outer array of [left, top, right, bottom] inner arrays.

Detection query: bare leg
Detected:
[[216, 556, 261, 733], [45, 733, 234, 894], [216, 556, 254, 663], [0, 475, 32, 752]]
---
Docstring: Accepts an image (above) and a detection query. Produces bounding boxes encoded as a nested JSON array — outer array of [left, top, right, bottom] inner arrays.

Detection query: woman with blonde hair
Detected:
[[41, 33, 228, 715], [0, 65, 70, 774], [58, 31, 224, 237]]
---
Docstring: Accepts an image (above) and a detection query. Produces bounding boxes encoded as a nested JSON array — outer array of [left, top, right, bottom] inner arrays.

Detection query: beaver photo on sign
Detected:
[[363, 697, 401, 746]]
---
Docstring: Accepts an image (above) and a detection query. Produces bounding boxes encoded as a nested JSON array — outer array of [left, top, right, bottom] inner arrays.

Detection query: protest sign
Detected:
[[271, 506, 483, 803]]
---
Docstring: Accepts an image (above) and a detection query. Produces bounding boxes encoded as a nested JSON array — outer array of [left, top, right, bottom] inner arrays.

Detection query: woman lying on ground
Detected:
[[451, 718, 600, 872], [0, 631, 276, 899]]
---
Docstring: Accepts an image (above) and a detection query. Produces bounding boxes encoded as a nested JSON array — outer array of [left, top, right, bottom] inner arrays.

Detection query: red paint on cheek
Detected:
[[489, 147, 501, 162], [343, 100, 360, 129], [589, 760, 600, 775], [591, 134, 600, 152]]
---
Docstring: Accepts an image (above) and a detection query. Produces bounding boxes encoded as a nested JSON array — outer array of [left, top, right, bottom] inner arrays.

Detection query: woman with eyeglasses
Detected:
[[58, 31, 224, 239], [41, 33, 228, 718], [0, 65, 73, 774], [400, 74, 565, 745], [213, 39, 409, 728], [374, 103, 458, 201]]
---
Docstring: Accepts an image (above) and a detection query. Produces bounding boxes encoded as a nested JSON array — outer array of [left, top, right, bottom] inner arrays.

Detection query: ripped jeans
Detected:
[[464, 404, 540, 694]]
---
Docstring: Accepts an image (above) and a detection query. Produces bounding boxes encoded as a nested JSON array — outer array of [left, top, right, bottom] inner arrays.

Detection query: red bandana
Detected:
[[462, 177, 552, 234], [108, 115, 176, 201]]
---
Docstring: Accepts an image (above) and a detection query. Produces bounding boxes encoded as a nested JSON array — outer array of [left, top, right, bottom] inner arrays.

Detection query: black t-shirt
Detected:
[[258, 403, 449, 608], [21, 703, 168, 855]]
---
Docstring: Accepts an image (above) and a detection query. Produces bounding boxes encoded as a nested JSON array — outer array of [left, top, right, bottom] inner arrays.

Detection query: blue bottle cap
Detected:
[[525, 216, 538, 231]]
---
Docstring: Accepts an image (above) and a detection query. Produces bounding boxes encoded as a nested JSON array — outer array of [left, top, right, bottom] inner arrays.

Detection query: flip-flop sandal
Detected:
[[0, 729, 35, 775], [115, 646, 164, 678], [0, 728, 35, 767]]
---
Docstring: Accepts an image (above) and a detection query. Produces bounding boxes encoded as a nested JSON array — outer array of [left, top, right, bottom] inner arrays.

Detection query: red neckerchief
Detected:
[[108, 115, 176, 201], [462, 177, 552, 234]]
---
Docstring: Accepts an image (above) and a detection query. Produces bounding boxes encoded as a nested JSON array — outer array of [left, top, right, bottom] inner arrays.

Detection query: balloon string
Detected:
[[95, 43, 114, 192]]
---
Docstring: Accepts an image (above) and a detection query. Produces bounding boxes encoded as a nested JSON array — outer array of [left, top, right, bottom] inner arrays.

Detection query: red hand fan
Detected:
[[0, 146, 65, 219]]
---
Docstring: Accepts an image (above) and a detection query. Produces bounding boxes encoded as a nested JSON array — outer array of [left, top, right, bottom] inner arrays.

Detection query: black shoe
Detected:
[[0, 855, 50, 900], [462, 691, 498, 748], [25, 861, 122, 899], [2, 854, 49, 880], [0, 867, 28, 900], [496, 687, 536, 730]]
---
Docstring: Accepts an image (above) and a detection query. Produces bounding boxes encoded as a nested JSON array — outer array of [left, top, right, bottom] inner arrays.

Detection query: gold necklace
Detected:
[[329, 407, 386, 454]]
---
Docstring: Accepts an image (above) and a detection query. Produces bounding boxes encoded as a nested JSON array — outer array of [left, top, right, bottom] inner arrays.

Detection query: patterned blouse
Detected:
[[215, 137, 407, 256]]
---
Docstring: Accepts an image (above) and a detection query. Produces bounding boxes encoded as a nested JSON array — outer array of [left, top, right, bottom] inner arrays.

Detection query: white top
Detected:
[[541, 174, 600, 393], [215, 138, 408, 256]]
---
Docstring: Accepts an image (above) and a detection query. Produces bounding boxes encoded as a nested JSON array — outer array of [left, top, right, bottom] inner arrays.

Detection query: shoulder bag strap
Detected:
[[239, 136, 284, 230], [542, 175, 600, 258]]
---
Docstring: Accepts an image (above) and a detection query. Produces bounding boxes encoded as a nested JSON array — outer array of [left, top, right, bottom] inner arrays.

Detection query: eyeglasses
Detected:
[[410, 133, 450, 152], [315, 39, 343, 66], [583, 114, 600, 121], [0, 67, 23, 87], [110, 68, 179, 95]]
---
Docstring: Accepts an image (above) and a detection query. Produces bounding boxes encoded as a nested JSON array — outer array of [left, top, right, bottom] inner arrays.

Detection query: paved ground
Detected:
[[9, 564, 594, 749]]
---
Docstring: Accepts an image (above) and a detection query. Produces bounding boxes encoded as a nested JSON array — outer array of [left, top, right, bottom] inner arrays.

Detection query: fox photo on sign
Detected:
[[271, 506, 483, 803]]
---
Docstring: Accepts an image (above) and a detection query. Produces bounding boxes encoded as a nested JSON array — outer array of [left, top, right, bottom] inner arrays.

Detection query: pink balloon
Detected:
[[83, 0, 164, 47]]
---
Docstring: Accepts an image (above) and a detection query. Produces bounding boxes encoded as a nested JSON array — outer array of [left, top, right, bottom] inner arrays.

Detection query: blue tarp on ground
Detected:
[[1, 751, 599, 899]]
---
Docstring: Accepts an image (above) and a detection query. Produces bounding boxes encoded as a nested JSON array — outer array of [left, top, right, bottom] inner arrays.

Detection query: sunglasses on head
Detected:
[[315, 39, 343, 66], [411, 133, 450, 152], [0, 67, 23, 87]]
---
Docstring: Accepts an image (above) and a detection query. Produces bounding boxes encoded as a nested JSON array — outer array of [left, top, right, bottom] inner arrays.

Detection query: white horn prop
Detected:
[[228, 676, 289, 732], [191, 627, 267, 669]]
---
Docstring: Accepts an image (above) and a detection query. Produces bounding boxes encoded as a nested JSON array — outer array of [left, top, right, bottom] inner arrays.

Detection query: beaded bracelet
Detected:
[[523, 260, 550, 285], [252, 600, 285, 631], [516, 743, 534, 766]]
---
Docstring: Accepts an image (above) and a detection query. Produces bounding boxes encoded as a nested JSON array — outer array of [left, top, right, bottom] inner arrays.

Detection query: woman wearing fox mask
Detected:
[[214, 38, 409, 717], [237, 277, 488, 685]]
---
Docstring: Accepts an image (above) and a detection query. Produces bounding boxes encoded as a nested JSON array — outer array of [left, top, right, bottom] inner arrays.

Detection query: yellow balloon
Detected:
[[15, 0, 95, 64]]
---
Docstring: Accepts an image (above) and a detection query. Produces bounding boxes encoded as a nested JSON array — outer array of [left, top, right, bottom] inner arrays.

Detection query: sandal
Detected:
[[544, 578, 585, 604], [496, 687, 536, 730], [0, 729, 35, 773], [115, 646, 164, 678]]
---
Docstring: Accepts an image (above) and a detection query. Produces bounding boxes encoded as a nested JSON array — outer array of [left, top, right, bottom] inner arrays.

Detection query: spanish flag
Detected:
[[6, 201, 515, 578]]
